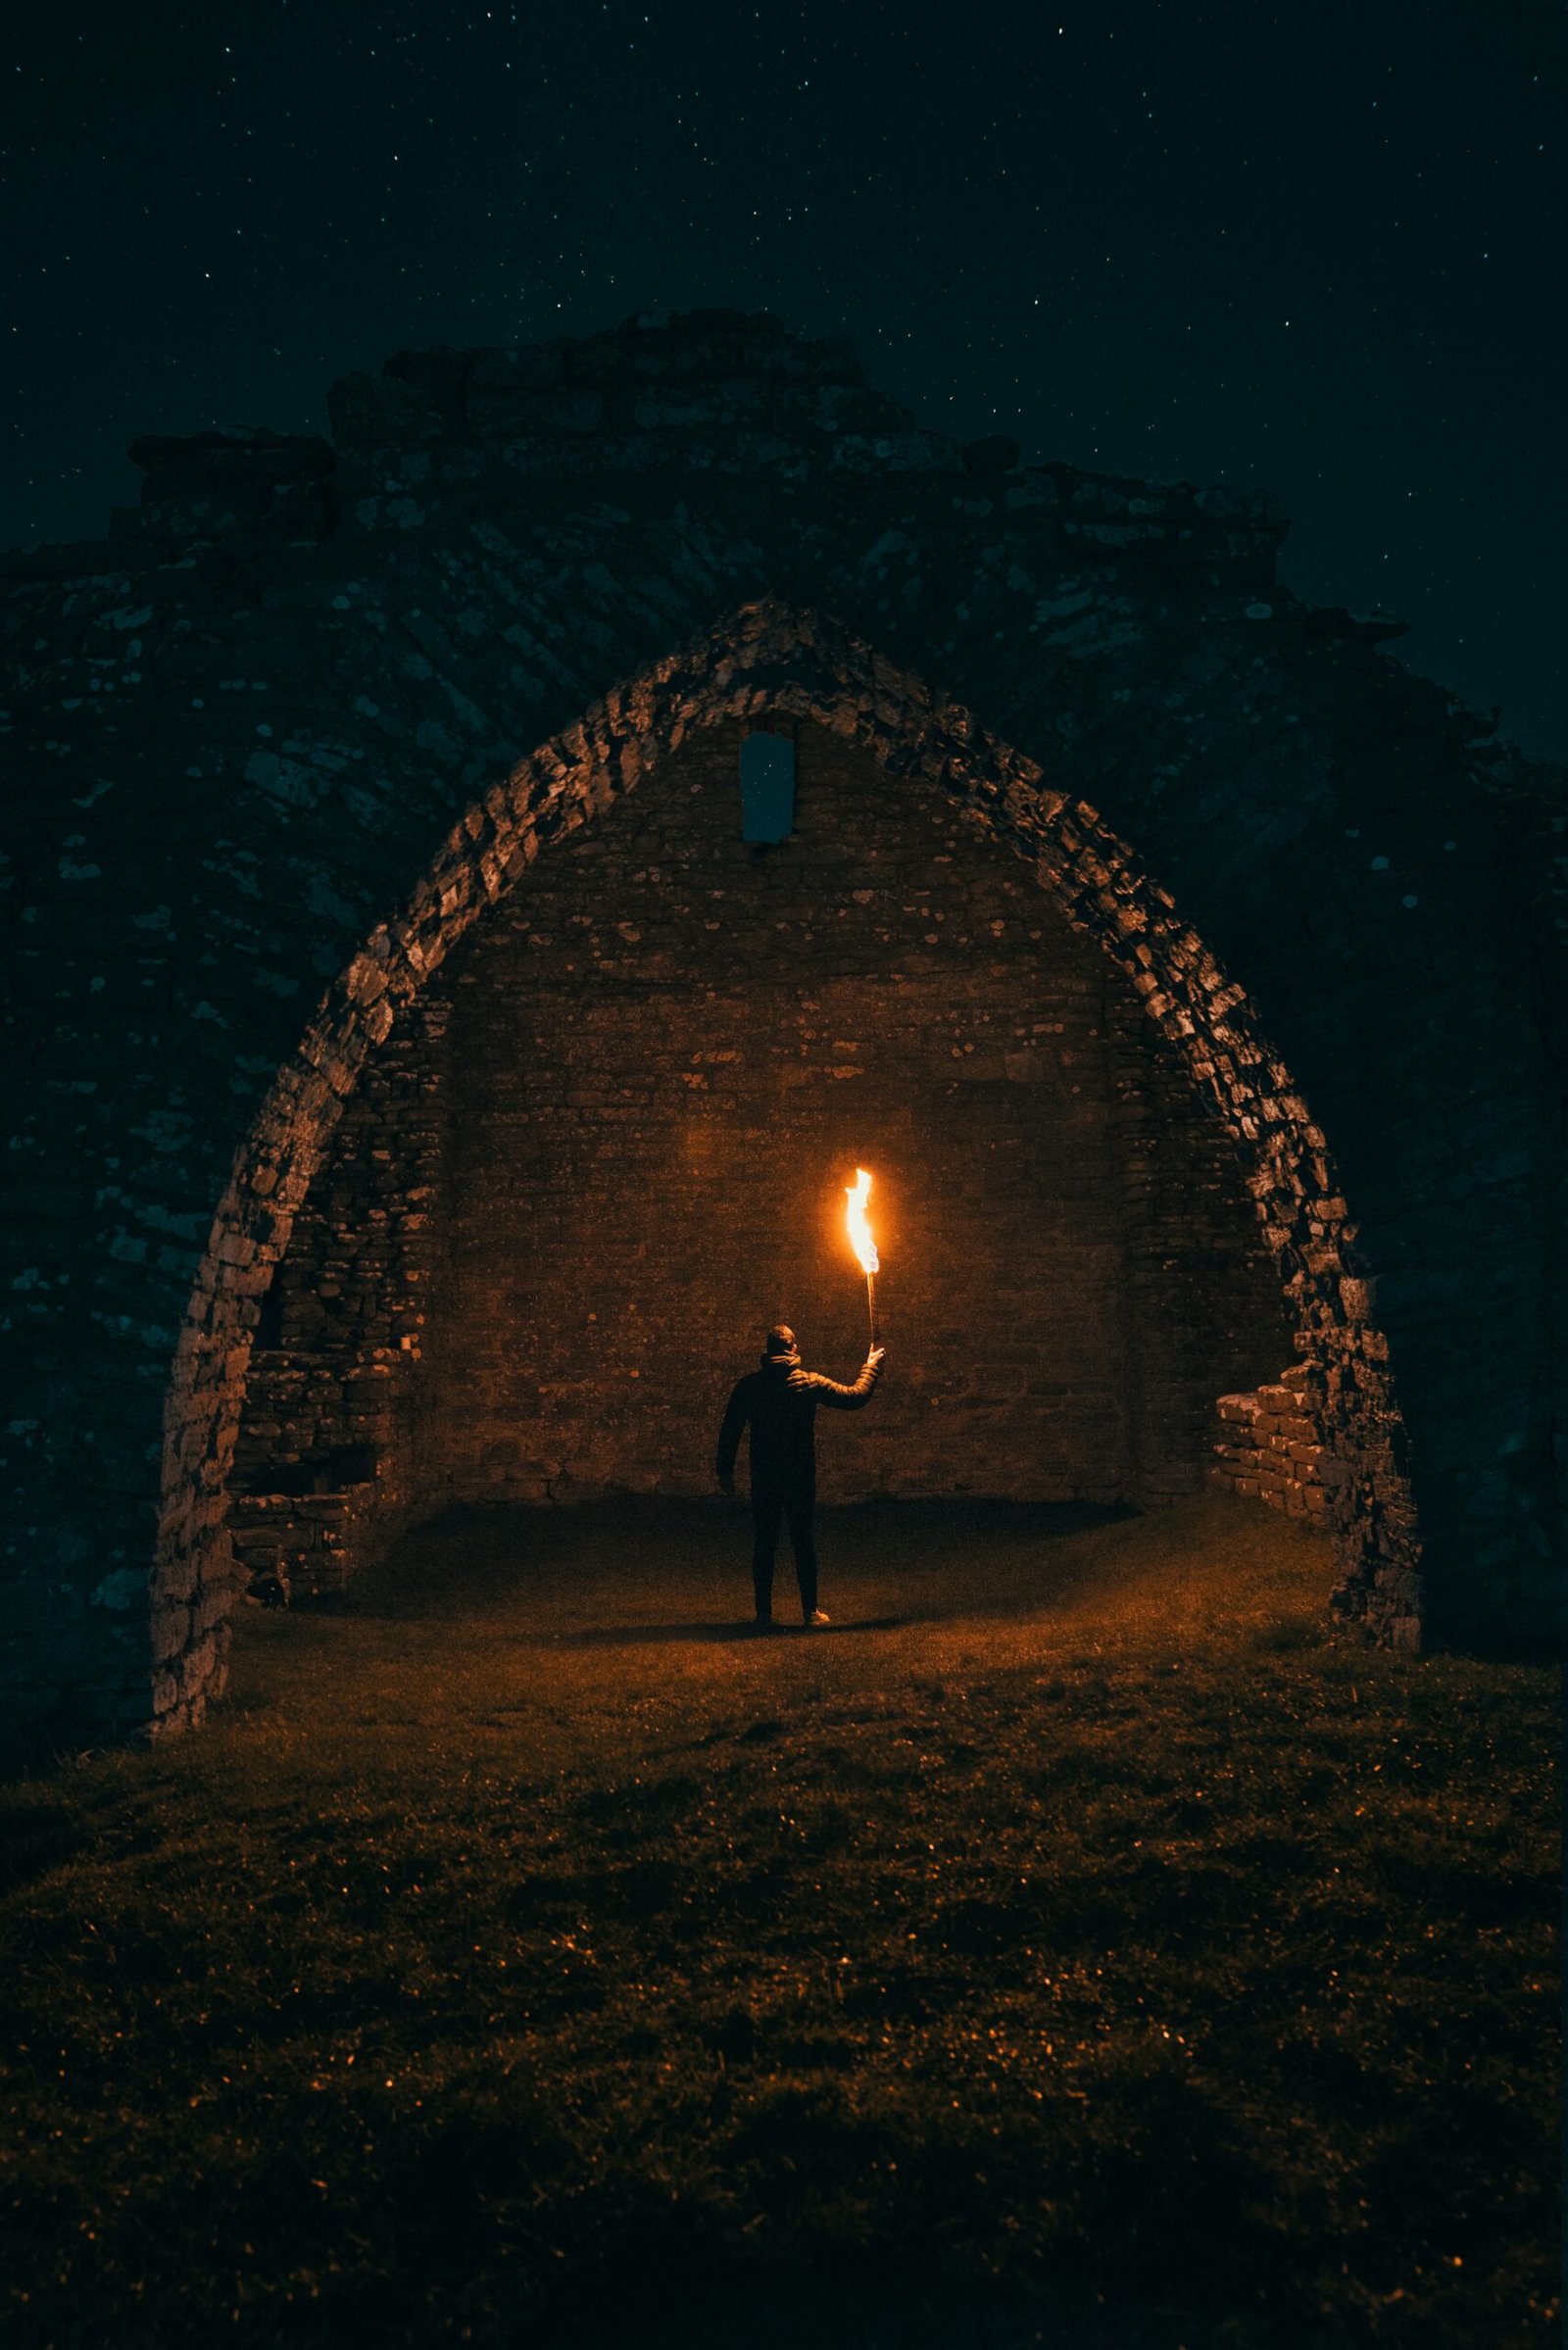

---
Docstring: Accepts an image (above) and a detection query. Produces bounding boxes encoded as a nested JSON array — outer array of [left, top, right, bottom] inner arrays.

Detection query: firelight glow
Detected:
[[845, 1167, 879, 1275]]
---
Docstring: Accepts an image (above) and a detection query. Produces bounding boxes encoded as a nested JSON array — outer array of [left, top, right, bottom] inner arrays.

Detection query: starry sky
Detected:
[[5, 1, 1563, 758]]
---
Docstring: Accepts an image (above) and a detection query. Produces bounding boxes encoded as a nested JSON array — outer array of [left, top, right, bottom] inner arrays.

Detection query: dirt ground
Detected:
[[232, 1490, 1329, 1757]]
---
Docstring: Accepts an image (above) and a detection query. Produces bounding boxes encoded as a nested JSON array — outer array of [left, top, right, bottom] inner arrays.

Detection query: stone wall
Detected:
[[1210, 1366, 1332, 1529], [4, 310, 1560, 1749], [173, 608, 1430, 1682], [232, 719, 1293, 1541], [228, 998, 450, 1599]]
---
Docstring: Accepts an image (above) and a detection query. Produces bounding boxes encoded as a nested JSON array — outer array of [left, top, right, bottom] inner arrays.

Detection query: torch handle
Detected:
[[866, 1269, 879, 1348]]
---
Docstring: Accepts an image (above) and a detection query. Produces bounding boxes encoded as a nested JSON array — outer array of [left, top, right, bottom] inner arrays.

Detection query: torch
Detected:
[[845, 1166, 880, 1346]]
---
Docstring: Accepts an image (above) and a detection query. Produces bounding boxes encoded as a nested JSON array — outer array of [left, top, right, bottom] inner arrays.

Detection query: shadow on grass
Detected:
[[0, 1791, 87, 1891], [339, 1496, 1140, 1627], [560, 1614, 916, 1647], [474, 2260, 1236, 2350]]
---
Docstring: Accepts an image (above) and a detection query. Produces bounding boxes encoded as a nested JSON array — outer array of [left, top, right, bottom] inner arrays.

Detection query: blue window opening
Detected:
[[740, 728, 797, 844]]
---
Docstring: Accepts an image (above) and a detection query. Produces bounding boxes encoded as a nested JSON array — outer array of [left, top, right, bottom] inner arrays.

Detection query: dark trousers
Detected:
[[751, 1477, 817, 1620]]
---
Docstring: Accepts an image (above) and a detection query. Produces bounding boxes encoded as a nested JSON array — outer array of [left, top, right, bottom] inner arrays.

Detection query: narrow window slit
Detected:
[[740, 727, 796, 844]]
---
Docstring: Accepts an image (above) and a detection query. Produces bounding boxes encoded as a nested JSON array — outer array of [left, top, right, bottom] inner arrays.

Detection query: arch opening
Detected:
[[153, 605, 1419, 1733]]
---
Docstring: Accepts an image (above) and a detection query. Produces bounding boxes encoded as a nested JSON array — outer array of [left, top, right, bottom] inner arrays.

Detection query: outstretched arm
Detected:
[[715, 1380, 752, 1488], [807, 1346, 886, 1411]]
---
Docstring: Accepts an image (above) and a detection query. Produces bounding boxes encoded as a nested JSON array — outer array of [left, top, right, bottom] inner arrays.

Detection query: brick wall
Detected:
[[234, 718, 1295, 1555]]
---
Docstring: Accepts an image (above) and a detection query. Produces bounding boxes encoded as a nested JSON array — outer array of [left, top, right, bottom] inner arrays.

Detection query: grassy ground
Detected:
[[0, 1494, 1557, 2349]]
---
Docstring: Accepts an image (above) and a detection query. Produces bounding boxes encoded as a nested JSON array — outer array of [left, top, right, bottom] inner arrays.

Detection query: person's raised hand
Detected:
[[867, 1345, 887, 1368]]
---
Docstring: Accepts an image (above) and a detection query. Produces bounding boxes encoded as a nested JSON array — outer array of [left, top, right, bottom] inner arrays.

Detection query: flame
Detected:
[[845, 1166, 879, 1275]]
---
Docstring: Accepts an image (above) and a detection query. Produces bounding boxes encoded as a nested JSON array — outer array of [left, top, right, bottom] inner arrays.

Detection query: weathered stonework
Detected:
[[4, 310, 1561, 1750], [229, 994, 449, 1600], [1209, 1366, 1333, 1530], [233, 717, 1295, 1560]]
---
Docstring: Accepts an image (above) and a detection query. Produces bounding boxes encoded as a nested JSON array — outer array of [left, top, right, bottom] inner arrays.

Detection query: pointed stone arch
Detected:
[[153, 600, 1419, 1732]]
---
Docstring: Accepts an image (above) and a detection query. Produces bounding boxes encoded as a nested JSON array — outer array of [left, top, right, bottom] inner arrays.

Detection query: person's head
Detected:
[[764, 1324, 797, 1358]]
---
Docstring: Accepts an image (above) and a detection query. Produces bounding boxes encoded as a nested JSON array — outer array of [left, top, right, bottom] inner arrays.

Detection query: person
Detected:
[[715, 1324, 886, 1630]]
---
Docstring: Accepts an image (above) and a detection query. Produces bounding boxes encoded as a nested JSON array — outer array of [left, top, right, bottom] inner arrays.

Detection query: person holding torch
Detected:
[[714, 1170, 887, 1631]]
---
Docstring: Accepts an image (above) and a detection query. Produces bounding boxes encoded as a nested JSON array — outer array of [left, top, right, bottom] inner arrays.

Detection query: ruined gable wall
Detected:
[[3, 311, 1559, 1745], [237, 719, 1292, 1534]]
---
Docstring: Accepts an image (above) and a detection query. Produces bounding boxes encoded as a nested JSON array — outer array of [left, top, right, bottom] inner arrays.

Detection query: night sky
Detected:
[[6, 2, 1563, 758]]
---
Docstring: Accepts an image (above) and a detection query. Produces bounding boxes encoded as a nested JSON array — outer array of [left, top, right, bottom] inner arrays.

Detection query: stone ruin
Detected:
[[3, 309, 1561, 1752]]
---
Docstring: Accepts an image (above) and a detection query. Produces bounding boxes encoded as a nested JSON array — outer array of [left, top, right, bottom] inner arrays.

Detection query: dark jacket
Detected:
[[716, 1348, 882, 1491]]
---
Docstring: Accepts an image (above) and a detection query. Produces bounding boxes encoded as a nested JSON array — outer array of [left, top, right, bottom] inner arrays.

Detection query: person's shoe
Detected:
[[804, 1609, 831, 1629], [752, 1616, 777, 1634]]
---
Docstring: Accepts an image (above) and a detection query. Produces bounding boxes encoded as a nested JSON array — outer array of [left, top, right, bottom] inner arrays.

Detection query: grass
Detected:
[[0, 1493, 1557, 2349]]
